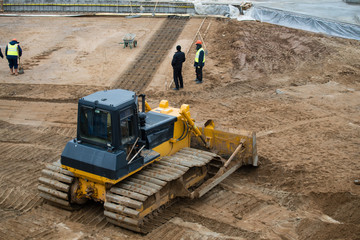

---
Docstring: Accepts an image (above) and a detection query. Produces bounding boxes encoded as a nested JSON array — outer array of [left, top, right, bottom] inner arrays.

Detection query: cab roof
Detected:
[[79, 89, 136, 110]]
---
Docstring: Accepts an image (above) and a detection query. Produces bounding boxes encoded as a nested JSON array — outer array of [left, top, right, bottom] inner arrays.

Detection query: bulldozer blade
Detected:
[[192, 124, 258, 167], [188, 124, 258, 199]]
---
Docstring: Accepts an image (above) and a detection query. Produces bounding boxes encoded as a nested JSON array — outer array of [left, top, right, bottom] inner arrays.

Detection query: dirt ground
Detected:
[[0, 15, 359, 240]]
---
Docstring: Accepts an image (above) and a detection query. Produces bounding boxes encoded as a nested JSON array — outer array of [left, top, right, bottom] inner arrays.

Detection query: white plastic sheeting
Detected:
[[192, 0, 360, 41], [194, 3, 240, 18], [249, 0, 360, 26], [250, 6, 360, 41]]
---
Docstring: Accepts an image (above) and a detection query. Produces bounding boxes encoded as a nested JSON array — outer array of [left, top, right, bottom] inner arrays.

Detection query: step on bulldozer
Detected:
[[38, 89, 258, 233]]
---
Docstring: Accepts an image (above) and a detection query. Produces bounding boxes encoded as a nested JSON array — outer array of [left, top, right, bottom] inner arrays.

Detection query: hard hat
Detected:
[[12, 38, 17, 42], [195, 40, 202, 45]]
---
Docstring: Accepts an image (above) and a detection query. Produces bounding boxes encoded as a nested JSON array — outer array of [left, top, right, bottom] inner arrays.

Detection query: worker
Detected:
[[171, 45, 186, 90], [194, 40, 205, 84], [5, 38, 22, 76]]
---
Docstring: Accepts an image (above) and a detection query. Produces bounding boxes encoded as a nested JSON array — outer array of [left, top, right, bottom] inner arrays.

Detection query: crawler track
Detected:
[[105, 147, 223, 233], [38, 161, 76, 210], [38, 147, 224, 233], [114, 16, 189, 92]]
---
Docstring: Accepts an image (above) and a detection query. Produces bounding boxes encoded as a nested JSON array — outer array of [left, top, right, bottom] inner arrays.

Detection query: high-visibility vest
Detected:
[[195, 48, 205, 63], [7, 44, 19, 56]]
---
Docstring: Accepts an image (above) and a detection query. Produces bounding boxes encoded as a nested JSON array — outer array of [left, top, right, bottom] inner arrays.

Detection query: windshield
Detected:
[[79, 106, 112, 145]]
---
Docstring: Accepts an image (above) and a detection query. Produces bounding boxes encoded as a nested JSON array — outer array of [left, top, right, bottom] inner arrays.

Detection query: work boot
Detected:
[[196, 80, 202, 84], [173, 88, 179, 91]]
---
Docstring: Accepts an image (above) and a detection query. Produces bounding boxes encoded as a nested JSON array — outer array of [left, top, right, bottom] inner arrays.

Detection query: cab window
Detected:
[[120, 108, 135, 145], [79, 107, 112, 145]]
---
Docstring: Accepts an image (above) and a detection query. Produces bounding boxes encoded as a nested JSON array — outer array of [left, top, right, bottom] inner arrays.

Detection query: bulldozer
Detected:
[[38, 89, 258, 233]]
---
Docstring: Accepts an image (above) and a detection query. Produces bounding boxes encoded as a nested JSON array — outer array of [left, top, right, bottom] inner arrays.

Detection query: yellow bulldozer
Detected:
[[38, 89, 258, 233]]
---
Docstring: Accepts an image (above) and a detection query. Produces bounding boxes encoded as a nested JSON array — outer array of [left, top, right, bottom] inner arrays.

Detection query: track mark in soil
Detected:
[[68, 202, 108, 229], [177, 210, 260, 239], [23, 46, 63, 70], [0, 216, 59, 240], [0, 121, 71, 150], [0, 143, 57, 190], [0, 83, 104, 103], [0, 96, 78, 104], [0, 209, 18, 221], [257, 115, 336, 138], [0, 122, 74, 224], [150, 218, 246, 240], [0, 183, 42, 217], [38, 126, 76, 138], [114, 16, 189, 92]]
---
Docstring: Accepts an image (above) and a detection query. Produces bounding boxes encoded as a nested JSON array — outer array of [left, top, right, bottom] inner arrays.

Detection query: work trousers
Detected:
[[173, 67, 183, 89], [195, 66, 203, 82], [7, 58, 18, 69]]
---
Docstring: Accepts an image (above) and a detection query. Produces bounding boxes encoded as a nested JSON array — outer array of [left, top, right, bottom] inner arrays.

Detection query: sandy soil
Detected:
[[0, 16, 359, 240]]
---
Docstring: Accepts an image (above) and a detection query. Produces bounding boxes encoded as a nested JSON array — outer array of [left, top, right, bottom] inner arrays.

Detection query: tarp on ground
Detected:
[[249, 6, 360, 41], [194, 3, 240, 18]]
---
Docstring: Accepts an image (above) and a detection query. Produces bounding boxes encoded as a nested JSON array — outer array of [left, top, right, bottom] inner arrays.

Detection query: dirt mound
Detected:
[[202, 19, 360, 92]]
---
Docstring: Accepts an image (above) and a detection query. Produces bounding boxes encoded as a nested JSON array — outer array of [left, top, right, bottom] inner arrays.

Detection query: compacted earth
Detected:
[[0, 15, 359, 240]]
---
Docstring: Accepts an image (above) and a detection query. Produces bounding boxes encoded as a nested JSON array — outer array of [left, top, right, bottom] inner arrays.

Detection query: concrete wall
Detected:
[[2, 0, 196, 14]]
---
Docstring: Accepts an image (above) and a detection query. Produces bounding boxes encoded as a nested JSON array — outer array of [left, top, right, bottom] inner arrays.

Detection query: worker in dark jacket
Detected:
[[171, 45, 186, 90], [5, 38, 22, 76], [194, 40, 205, 84]]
